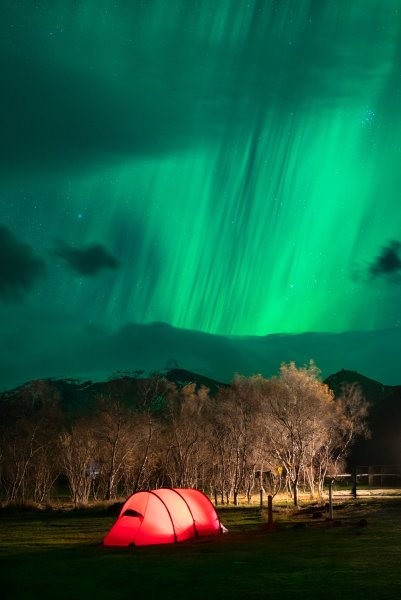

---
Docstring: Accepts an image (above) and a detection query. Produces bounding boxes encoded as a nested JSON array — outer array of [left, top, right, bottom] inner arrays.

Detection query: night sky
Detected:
[[1, 0, 401, 390]]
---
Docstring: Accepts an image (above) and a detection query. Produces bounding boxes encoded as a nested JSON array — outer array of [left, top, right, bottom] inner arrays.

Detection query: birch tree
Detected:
[[259, 362, 335, 506]]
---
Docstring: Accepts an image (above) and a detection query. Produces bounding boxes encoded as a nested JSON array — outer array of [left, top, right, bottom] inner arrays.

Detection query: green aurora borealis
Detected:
[[1, 0, 401, 388]]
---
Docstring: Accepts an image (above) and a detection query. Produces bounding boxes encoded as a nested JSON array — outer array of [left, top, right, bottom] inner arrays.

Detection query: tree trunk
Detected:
[[105, 438, 118, 500]]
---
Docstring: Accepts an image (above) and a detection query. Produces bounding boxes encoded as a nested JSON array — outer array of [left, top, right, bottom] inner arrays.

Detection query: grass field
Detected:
[[1, 498, 401, 599]]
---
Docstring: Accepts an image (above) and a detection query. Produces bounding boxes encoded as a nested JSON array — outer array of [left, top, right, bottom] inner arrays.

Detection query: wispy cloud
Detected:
[[54, 241, 119, 276]]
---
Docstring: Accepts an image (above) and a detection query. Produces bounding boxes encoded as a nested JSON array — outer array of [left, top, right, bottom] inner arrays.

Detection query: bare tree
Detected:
[[210, 377, 261, 504], [128, 375, 175, 492], [58, 417, 98, 505], [161, 384, 212, 489], [91, 396, 138, 500], [313, 382, 370, 496], [0, 382, 62, 503], [258, 362, 336, 506]]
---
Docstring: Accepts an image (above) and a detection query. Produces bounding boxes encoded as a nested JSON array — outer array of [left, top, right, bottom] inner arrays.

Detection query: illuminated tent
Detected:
[[103, 488, 223, 547]]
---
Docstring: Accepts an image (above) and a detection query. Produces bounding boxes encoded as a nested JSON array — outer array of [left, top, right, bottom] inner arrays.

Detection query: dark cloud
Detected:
[[0, 224, 45, 300], [1, 312, 400, 392], [0, 52, 196, 177], [54, 242, 119, 276], [370, 241, 401, 281], [0, 4, 392, 177]]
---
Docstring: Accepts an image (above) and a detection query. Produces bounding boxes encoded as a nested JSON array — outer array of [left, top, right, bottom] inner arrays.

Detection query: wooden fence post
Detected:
[[267, 494, 273, 528], [328, 480, 334, 520], [352, 468, 357, 499]]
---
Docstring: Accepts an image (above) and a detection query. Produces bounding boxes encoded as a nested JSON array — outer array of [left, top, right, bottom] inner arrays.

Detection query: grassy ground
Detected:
[[1, 498, 401, 599]]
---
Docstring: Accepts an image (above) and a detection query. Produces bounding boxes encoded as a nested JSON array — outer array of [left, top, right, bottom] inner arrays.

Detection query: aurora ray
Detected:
[[1, 0, 400, 388]]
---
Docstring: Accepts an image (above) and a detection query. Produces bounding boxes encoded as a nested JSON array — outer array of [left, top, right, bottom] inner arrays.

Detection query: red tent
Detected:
[[103, 488, 223, 547]]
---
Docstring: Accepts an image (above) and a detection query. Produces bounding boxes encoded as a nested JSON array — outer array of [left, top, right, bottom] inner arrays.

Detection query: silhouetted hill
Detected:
[[324, 370, 401, 465], [164, 369, 225, 394], [0, 369, 225, 416], [325, 369, 388, 403]]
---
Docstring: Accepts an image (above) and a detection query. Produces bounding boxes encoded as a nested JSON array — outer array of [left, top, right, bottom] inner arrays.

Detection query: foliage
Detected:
[[0, 364, 369, 505]]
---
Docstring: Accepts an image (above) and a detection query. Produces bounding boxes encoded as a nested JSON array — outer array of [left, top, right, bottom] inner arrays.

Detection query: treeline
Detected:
[[0, 362, 368, 506]]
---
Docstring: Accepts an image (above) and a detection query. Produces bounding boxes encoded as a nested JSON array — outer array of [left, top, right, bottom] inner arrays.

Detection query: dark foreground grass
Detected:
[[1, 499, 401, 600]]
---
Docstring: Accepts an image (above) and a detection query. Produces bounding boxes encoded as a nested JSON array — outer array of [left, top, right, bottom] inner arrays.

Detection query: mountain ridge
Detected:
[[1, 320, 400, 392]]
